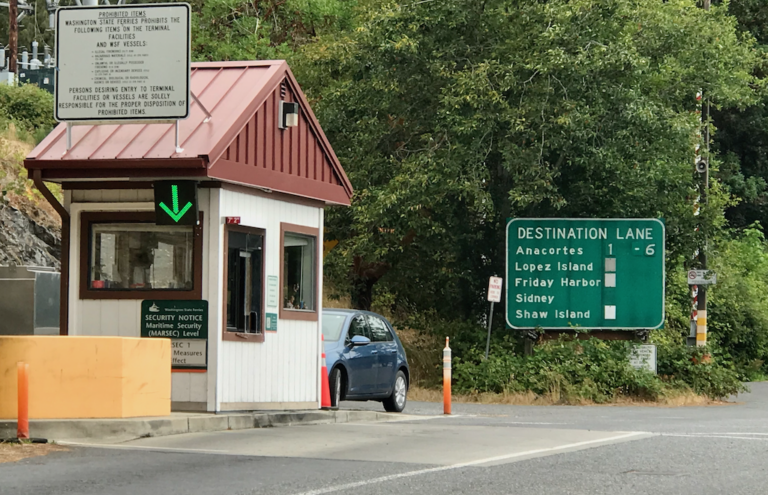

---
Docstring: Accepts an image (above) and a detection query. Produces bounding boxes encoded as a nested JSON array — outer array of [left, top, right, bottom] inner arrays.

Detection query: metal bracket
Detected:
[[191, 92, 212, 123], [175, 120, 184, 154], [65, 122, 72, 152]]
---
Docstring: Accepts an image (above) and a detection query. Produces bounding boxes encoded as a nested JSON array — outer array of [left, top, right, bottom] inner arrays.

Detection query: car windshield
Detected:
[[322, 314, 347, 341]]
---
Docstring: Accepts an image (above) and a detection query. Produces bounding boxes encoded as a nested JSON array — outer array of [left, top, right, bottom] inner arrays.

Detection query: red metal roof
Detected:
[[25, 61, 352, 206]]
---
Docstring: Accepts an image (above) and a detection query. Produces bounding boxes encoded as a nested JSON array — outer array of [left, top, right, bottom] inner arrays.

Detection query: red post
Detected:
[[17, 362, 29, 439], [443, 337, 451, 415]]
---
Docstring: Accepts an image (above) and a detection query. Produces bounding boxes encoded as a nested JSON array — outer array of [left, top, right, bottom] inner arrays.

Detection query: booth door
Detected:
[[227, 230, 264, 333]]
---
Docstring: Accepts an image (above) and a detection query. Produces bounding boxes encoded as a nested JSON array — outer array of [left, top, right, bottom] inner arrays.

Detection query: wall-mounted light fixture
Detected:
[[278, 101, 299, 129]]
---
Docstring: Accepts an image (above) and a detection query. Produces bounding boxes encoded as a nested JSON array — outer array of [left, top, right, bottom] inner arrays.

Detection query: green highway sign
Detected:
[[506, 219, 665, 330], [141, 300, 208, 370], [154, 181, 198, 226]]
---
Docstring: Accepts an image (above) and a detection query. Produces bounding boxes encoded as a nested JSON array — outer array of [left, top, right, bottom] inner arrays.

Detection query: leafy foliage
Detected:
[[190, 0, 356, 62], [452, 335, 744, 402], [297, 0, 760, 318], [0, 83, 55, 134], [707, 227, 768, 378]]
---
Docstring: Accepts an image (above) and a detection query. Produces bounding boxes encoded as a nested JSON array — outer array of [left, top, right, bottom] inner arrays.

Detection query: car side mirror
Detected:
[[349, 335, 371, 346]]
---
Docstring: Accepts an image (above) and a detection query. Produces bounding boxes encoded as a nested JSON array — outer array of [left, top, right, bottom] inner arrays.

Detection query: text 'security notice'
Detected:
[[55, 4, 190, 122]]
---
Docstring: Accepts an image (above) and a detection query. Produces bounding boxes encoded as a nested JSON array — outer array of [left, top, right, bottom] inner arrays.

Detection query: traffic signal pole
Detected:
[[696, 0, 710, 347]]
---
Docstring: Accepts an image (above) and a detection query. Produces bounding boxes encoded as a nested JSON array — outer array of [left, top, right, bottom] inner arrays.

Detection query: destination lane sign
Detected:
[[505, 219, 665, 330]]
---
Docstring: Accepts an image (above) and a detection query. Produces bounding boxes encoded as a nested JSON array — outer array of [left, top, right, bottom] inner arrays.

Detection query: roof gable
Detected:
[[208, 67, 352, 205], [25, 60, 352, 205]]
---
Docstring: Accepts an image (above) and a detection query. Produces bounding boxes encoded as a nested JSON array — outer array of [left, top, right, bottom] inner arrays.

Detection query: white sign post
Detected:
[[484, 276, 503, 360], [55, 3, 191, 123]]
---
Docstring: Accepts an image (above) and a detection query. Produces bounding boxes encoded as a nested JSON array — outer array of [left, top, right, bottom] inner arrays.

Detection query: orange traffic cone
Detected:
[[320, 335, 332, 409]]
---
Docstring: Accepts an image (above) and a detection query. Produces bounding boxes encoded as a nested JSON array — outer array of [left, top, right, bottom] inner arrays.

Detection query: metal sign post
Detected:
[[484, 276, 502, 360]]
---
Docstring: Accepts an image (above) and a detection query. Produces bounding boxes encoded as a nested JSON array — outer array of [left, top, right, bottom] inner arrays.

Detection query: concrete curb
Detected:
[[0, 410, 402, 444]]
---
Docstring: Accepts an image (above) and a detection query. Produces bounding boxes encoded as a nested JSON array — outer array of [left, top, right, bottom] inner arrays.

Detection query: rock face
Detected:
[[0, 202, 60, 268]]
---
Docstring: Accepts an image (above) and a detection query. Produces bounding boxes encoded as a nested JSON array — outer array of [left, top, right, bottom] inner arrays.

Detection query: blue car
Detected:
[[322, 309, 410, 412]]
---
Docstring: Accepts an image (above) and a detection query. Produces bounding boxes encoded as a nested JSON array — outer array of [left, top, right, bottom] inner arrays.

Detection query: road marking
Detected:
[[59, 442, 230, 455], [663, 434, 768, 441], [690, 432, 768, 436], [504, 421, 570, 425], [289, 431, 650, 495]]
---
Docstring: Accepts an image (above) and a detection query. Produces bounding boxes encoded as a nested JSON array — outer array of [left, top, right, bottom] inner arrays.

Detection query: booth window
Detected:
[[280, 223, 319, 321], [80, 212, 203, 300], [223, 226, 265, 342]]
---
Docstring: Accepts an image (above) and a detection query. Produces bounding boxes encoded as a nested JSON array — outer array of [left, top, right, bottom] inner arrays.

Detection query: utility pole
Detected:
[[696, 0, 710, 346], [8, 0, 17, 74]]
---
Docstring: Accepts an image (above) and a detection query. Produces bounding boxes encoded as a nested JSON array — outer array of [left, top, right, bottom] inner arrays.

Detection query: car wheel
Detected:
[[329, 367, 343, 407], [383, 370, 407, 413]]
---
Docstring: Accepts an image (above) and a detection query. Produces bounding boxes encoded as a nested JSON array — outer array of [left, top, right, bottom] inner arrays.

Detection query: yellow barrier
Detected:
[[0, 336, 171, 419]]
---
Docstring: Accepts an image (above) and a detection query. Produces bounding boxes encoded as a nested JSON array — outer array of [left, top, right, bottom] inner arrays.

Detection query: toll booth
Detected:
[[24, 61, 353, 412]]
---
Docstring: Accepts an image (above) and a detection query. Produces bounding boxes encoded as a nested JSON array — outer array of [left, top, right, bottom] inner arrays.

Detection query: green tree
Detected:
[[297, 0, 759, 317], [713, 0, 768, 231], [190, 0, 356, 62]]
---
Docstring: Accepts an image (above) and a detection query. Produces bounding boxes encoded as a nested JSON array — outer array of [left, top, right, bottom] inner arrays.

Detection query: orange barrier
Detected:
[[320, 335, 332, 409], [17, 362, 29, 439], [0, 336, 170, 419], [443, 337, 451, 415]]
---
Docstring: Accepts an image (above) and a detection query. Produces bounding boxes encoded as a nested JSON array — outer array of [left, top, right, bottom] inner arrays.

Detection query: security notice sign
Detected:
[[141, 300, 207, 370], [506, 219, 665, 330], [55, 4, 190, 122]]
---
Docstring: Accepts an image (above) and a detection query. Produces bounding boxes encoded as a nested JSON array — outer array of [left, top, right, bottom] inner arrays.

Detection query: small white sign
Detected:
[[267, 275, 279, 308], [55, 4, 190, 122], [171, 339, 206, 367], [687, 270, 717, 285], [629, 344, 657, 374], [488, 276, 503, 303]]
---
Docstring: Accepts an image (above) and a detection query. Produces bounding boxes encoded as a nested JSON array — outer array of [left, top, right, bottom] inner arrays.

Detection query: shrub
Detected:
[[451, 335, 745, 403], [453, 337, 666, 403], [0, 84, 55, 134]]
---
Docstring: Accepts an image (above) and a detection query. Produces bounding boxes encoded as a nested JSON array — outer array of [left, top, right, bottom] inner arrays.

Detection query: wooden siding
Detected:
[[218, 187, 321, 405], [66, 189, 212, 406], [64, 186, 322, 409], [219, 82, 344, 196]]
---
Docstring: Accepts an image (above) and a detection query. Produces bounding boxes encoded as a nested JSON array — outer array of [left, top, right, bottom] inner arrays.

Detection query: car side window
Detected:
[[347, 315, 371, 341], [367, 316, 394, 342]]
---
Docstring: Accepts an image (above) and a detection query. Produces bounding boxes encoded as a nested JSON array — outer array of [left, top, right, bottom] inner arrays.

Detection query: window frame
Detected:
[[279, 222, 319, 322], [222, 224, 266, 343], [79, 211, 203, 300]]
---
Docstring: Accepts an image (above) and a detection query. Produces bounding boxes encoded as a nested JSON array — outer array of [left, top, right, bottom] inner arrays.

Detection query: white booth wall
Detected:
[[64, 186, 323, 412]]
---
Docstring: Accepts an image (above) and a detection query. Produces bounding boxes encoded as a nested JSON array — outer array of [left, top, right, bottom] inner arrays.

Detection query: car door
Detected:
[[342, 314, 378, 396], [367, 315, 397, 394]]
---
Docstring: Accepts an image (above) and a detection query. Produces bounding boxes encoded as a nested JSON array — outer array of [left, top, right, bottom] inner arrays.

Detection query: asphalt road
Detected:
[[3, 384, 768, 495]]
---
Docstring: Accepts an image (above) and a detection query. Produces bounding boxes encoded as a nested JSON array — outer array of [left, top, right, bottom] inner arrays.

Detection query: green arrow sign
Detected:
[[159, 185, 194, 223], [154, 181, 198, 226]]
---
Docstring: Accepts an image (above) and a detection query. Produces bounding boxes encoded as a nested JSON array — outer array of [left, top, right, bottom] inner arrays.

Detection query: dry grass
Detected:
[[323, 290, 352, 309], [409, 386, 555, 405], [408, 385, 731, 407], [0, 442, 68, 464], [0, 126, 61, 231]]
